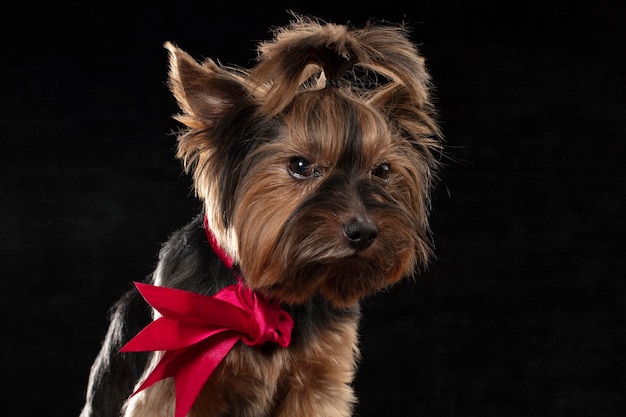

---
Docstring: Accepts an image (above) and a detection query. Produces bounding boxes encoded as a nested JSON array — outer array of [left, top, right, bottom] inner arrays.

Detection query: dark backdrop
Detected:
[[2, 1, 624, 416]]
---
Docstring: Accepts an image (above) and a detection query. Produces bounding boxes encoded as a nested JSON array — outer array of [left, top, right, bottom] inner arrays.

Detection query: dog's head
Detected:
[[166, 15, 442, 307]]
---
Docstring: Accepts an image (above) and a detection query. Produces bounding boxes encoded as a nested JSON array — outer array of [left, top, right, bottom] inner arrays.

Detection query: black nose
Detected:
[[343, 217, 378, 251]]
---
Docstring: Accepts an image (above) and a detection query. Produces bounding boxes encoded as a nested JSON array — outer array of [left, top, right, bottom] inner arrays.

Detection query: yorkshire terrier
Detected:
[[80, 14, 442, 417]]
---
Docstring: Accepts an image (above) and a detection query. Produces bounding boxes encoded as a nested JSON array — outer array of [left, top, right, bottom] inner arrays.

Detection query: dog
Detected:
[[79, 14, 443, 417]]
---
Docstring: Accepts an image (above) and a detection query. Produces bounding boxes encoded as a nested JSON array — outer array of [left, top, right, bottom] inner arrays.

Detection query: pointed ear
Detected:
[[164, 41, 249, 129], [368, 83, 441, 139]]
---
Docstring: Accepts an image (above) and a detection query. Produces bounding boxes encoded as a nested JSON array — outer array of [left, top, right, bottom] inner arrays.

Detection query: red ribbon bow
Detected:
[[120, 222, 293, 417]]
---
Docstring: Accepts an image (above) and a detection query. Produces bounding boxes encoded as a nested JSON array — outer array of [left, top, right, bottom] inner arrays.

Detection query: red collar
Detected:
[[120, 218, 293, 417], [202, 215, 234, 270]]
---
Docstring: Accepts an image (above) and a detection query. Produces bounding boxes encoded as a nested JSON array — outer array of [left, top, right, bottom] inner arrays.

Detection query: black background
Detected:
[[2, 1, 625, 416]]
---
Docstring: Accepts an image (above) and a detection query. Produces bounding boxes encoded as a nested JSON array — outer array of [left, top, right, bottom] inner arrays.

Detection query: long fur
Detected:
[[80, 14, 442, 417]]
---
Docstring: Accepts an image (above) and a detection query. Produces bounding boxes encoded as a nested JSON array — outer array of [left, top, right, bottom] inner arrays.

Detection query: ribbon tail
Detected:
[[132, 282, 250, 328], [172, 332, 240, 417], [129, 348, 185, 396], [120, 317, 229, 352]]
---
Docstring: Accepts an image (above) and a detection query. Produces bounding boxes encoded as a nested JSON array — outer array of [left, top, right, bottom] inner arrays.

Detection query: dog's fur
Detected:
[[80, 14, 442, 417]]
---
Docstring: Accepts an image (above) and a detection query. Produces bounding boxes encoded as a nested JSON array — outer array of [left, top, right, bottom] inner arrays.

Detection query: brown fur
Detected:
[[168, 16, 441, 307], [80, 13, 442, 417], [124, 319, 359, 417]]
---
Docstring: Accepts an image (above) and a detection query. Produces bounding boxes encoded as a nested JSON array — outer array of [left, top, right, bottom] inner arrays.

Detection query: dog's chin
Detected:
[[255, 250, 415, 308], [319, 252, 415, 307]]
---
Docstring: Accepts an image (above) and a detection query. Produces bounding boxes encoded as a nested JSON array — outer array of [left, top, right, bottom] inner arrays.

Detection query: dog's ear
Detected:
[[353, 26, 442, 150], [368, 83, 441, 139], [164, 41, 249, 129]]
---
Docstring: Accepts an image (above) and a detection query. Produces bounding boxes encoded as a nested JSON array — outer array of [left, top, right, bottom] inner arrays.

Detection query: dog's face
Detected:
[[166, 18, 442, 307]]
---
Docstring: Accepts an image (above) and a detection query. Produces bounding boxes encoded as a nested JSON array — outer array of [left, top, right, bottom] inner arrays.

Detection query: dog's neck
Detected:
[[203, 215, 234, 270], [120, 218, 294, 417]]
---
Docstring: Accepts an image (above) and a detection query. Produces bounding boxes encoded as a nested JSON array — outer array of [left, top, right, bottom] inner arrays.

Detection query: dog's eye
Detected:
[[371, 163, 391, 181], [288, 158, 321, 179]]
